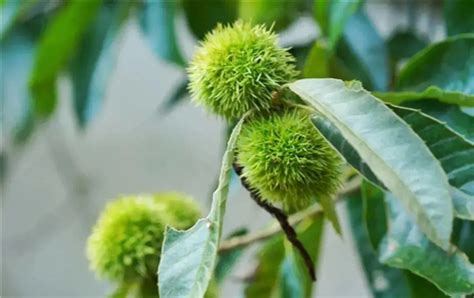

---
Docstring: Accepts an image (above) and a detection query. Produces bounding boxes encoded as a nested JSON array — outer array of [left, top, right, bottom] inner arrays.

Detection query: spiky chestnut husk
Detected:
[[188, 20, 298, 120], [236, 108, 342, 211], [86, 192, 201, 283]]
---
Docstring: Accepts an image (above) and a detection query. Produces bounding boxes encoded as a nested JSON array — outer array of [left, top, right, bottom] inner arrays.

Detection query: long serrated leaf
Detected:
[[444, 0, 474, 36], [245, 235, 285, 298], [312, 104, 474, 220], [182, 0, 237, 40], [379, 193, 474, 296], [70, 1, 130, 128], [139, 0, 185, 67], [317, 194, 341, 235], [214, 228, 248, 284], [361, 180, 387, 250], [383, 34, 474, 106], [346, 191, 411, 298], [245, 215, 324, 298], [290, 78, 452, 249], [406, 100, 474, 142], [29, 0, 102, 118], [158, 117, 244, 298], [338, 11, 389, 91], [326, 0, 362, 49], [0, 0, 35, 39]]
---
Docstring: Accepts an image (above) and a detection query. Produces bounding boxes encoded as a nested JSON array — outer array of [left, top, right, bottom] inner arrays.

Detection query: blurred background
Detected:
[[1, 0, 448, 296]]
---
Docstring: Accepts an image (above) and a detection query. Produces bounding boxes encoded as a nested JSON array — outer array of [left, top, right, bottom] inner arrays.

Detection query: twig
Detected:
[[219, 176, 361, 252], [233, 163, 318, 281]]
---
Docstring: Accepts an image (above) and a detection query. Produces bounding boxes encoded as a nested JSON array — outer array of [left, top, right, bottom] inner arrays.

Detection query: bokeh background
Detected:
[[2, 1, 445, 296]]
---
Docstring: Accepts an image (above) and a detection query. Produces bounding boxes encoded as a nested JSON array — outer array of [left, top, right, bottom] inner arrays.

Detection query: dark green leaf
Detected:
[[139, 0, 185, 66], [312, 104, 474, 220], [362, 180, 387, 250], [312, 0, 362, 49], [158, 118, 244, 298], [245, 215, 324, 298], [335, 11, 389, 91], [388, 34, 474, 106], [387, 30, 428, 62], [453, 220, 474, 262], [214, 228, 248, 284], [0, 0, 34, 39], [182, 0, 237, 40], [392, 106, 474, 220], [405, 273, 448, 298], [346, 190, 411, 298], [29, 0, 102, 118], [313, 0, 330, 35], [238, 0, 300, 32], [327, 0, 362, 49], [405, 100, 474, 142], [290, 79, 453, 249], [302, 40, 329, 78], [159, 79, 189, 113], [444, 0, 474, 36], [291, 215, 324, 298], [279, 246, 305, 298], [70, 1, 131, 128], [288, 40, 314, 71], [245, 235, 285, 298], [379, 193, 474, 296], [317, 194, 341, 235]]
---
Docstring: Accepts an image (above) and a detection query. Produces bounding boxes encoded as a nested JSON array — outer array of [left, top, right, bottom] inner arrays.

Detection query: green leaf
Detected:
[[279, 244, 305, 298], [70, 1, 131, 128], [379, 193, 474, 296], [0, 22, 37, 145], [139, 0, 185, 67], [290, 215, 324, 298], [245, 215, 324, 298], [335, 11, 389, 91], [214, 228, 248, 284], [405, 100, 474, 142], [362, 180, 387, 250], [29, 0, 102, 118], [312, 0, 362, 49], [238, 0, 300, 32], [390, 106, 474, 218], [182, 0, 237, 40], [158, 117, 244, 298], [387, 30, 428, 62], [386, 34, 474, 107], [452, 219, 474, 262], [313, 0, 330, 35], [444, 0, 474, 36], [245, 235, 285, 298], [327, 0, 362, 49], [317, 194, 341, 235], [346, 191, 411, 298], [290, 78, 453, 249], [302, 40, 329, 78], [312, 104, 474, 220], [0, 0, 35, 39]]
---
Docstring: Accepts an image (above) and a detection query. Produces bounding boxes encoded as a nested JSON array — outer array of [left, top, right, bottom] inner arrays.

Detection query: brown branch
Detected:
[[219, 176, 361, 252], [232, 163, 318, 281]]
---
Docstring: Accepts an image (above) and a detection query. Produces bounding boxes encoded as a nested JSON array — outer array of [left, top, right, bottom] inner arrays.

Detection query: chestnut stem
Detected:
[[232, 162, 317, 281]]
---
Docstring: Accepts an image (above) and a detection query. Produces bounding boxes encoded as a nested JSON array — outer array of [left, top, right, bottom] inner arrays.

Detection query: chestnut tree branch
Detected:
[[219, 175, 361, 253], [232, 163, 318, 281]]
